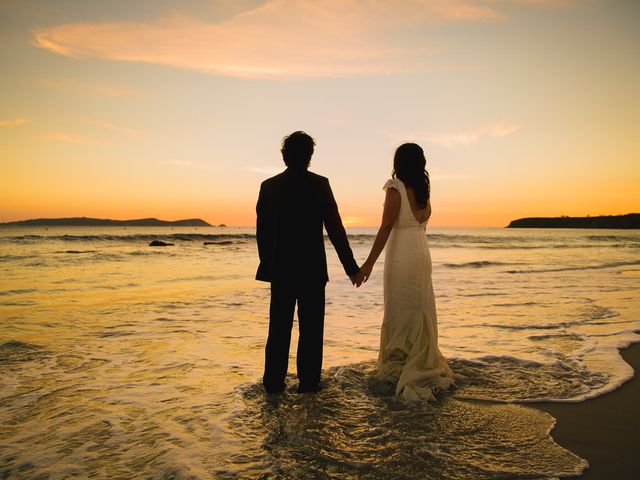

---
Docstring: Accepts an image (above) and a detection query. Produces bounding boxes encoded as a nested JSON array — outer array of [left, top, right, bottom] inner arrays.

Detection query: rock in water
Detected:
[[149, 240, 174, 247]]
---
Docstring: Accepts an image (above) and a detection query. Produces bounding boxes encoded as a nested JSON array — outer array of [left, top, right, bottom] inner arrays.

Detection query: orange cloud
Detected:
[[162, 160, 211, 170], [91, 121, 138, 136], [497, 0, 570, 5], [45, 132, 94, 143], [405, 121, 523, 147], [0, 117, 29, 127], [39, 78, 137, 97], [245, 165, 284, 175], [32, 0, 508, 79]]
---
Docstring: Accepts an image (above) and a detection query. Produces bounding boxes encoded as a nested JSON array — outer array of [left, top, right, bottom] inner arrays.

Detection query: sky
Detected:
[[0, 0, 638, 227]]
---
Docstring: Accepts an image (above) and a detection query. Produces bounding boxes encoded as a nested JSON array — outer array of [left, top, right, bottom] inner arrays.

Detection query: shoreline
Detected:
[[534, 342, 640, 479]]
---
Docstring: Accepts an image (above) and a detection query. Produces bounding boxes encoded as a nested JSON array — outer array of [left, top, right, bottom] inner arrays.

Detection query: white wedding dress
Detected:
[[377, 178, 455, 401]]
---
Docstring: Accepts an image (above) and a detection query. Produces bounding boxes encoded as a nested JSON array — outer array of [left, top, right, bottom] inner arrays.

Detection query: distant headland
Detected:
[[0, 217, 213, 227], [507, 213, 640, 229]]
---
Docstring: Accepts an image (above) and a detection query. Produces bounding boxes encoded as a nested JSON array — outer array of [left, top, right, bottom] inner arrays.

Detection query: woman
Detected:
[[359, 143, 455, 400]]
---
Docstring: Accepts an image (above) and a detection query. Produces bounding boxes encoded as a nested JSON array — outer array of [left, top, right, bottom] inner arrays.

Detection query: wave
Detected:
[[0, 340, 48, 365], [443, 260, 518, 268], [55, 249, 96, 254], [0, 289, 37, 296], [473, 306, 619, 331], [2, 231, 639, 251], [507, 259, 640, 274], [450, 356, 609, 403], [220, 333, 640, 478], [438, 243, 640, 250], [0, 254, 34, 262], [1, 233, 256, 243], [585, 234, 640, 242], [219, 361, 587, 479]]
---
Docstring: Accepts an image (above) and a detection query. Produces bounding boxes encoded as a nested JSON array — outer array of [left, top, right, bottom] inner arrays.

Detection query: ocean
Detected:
[[1, 226, 639, 479]]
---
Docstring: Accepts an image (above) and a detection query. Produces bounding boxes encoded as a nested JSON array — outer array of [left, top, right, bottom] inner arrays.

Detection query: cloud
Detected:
[[91, 121, 138, 136], [419, 121, 523, 147], [496, 0, 570, 5], [30, 0, 523, 79], [45, 132, 94, 143], [39, 78, 137, 97], [430, 172, 469, 180], [245, 165, 284, 175], [162, 160, 211, 170], [0, 117, 29, 127]]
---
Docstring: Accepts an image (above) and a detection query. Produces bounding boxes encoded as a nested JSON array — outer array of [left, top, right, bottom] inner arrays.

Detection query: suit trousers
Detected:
[[263, 281, 326, 393]]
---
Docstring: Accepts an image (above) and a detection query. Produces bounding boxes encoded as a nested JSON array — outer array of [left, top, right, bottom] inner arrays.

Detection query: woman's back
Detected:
[[404, 184, 431, 225], [384, 178, 429, 231]]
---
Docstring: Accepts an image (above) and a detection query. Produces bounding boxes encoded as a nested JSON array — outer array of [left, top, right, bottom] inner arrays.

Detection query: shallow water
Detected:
[[1, 226, 639, 478]]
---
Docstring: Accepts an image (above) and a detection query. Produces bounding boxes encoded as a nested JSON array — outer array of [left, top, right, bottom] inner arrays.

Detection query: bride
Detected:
[[358, 143, 455, 401]]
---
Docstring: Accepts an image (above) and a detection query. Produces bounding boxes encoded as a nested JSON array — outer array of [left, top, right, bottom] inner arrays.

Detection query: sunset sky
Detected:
[[1, 0, 638, 227]]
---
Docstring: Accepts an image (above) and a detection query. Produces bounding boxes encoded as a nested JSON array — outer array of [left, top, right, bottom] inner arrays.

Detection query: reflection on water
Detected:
[[220, 364, 586, 479], [1, 226, 639, 478]]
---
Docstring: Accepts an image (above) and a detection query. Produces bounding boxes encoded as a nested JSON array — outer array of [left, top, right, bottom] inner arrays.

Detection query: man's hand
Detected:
[[349, 273, 364, 287]]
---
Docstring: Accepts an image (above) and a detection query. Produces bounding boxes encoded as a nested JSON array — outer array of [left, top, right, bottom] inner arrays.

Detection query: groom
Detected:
[[256, 131, 361, 394]]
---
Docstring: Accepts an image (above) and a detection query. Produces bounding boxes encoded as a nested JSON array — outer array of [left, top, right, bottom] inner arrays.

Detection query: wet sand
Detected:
[[535, 343, 640, 479]]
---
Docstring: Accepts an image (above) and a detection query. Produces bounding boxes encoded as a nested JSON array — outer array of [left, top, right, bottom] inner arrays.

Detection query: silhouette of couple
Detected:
[[256, 131, 454, 400]]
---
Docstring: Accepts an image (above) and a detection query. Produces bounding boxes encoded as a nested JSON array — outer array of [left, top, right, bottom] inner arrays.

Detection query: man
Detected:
[[256, 131, 361, 394]]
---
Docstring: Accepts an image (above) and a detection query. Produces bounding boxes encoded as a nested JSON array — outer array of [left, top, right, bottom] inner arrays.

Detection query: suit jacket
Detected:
[[256, 167, 359, 284]]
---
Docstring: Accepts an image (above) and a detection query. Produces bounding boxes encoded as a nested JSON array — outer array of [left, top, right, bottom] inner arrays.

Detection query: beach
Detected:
[[535, 343, 640, 479]]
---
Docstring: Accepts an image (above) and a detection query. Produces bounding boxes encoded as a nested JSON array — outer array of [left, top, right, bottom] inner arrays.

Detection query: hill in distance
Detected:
[[507, 213, 640, 229], [0, 217, 213, 227]]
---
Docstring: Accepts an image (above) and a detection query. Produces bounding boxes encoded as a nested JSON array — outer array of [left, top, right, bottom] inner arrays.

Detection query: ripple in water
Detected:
[[451, 357, 609, 403], [0, 340, 48, 365], [218, 363, 587, 479]]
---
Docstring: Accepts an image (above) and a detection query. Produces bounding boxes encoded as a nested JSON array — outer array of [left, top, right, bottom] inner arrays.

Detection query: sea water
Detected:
[[1, 226, 639, 479]]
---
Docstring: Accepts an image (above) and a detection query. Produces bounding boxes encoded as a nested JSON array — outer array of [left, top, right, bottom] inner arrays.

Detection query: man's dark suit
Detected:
[[256, 167, 359, 393]]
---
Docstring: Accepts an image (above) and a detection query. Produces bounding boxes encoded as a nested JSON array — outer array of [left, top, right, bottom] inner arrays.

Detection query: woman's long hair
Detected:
[[392, 143, 430, 208]]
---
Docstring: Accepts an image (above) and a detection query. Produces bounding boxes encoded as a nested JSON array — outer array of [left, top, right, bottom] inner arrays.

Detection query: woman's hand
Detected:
[[359, 260, 374, 283]]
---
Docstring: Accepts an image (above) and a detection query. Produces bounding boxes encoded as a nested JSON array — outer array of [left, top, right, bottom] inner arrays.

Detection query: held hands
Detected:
[[349, 273, 363, 288], [349, 260, 374, 287], [358, 260, 373, 284]]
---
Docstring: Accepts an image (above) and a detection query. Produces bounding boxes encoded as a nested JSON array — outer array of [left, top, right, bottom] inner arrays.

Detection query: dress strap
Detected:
[[383, 178, 400, 191]]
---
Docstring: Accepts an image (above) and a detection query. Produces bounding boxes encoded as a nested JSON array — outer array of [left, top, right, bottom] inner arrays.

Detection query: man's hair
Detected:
[[281, 131, 315, 168]]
